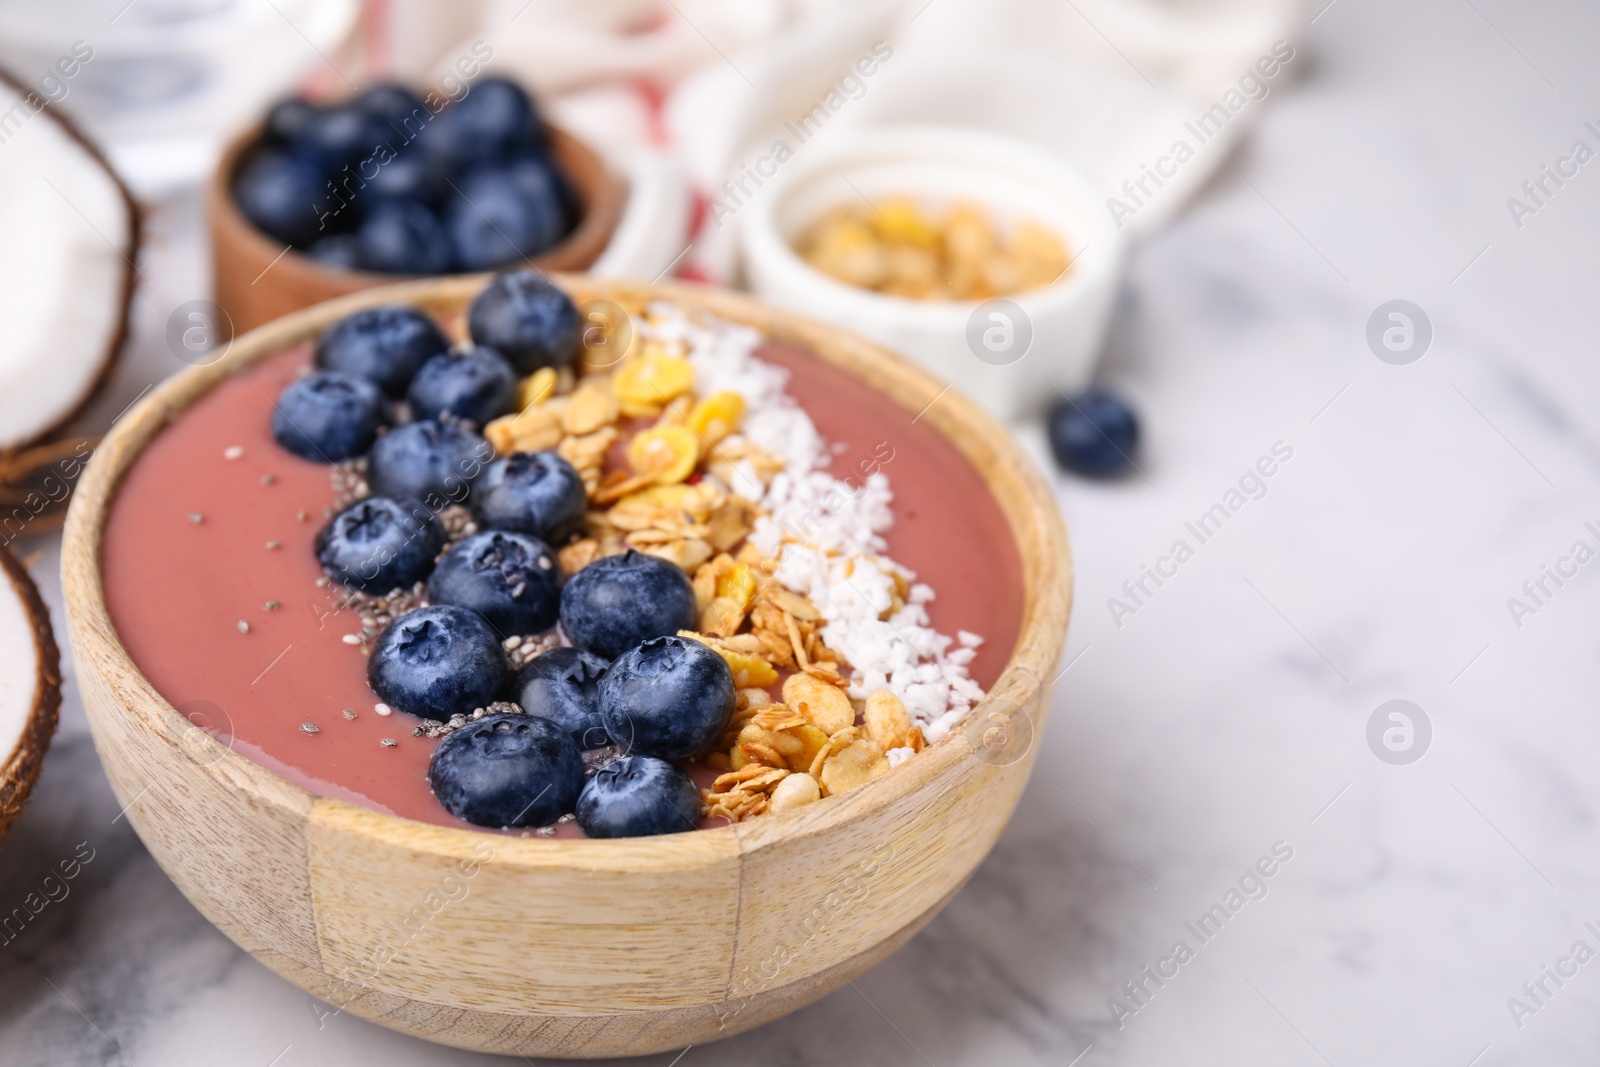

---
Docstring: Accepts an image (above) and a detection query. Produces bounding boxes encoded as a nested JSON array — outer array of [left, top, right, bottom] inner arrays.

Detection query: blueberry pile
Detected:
[[234, 78, 577, 275], [270, 274, 734, 835]]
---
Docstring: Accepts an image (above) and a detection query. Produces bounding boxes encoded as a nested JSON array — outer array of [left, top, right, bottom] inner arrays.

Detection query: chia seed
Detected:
[[300, 723, 319, 735], [330, 458, 370, 510], [504, 631, 560, 670], [582, 745, 625, 775]]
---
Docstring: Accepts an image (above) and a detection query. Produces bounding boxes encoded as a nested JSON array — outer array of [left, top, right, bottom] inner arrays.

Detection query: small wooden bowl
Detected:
[[62, 277, 1071, 1058], [209, 123, 625, 335]]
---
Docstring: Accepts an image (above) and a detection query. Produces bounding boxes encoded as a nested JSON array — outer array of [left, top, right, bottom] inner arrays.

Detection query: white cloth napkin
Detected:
[[408, 0, 1307, 279]]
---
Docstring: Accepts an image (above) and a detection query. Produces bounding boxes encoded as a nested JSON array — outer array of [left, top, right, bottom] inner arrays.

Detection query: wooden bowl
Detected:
[[61, 276, 1072, 1058], [209, 123, 625, 335]]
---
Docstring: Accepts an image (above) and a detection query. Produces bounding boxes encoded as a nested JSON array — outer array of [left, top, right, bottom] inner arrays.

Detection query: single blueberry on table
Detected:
[[599, 636, 734, 760], [315, 496, 443, 593], [472, 451, 587, 543], [315, 304, 450, 397], [406, 345, 517, 427], [366, 418, 492, 508], [515, 647, 610, 749], [265, 97, 322, 145], [271, 370, 387, 462], [423, 77, 544, 171], [559, 550, 697, 660], [575, 755, 700, 838], [1046, 388, 1140, 478], [428, 713, 584, 828], [357, 199, 453, 275], [446, 164, 567, 271], [233, 150, 326, 247], [369, 604, 510, 721], [428, 530, 562, 636], [466, 269, 582, 375], [306, 233, 362, 270]]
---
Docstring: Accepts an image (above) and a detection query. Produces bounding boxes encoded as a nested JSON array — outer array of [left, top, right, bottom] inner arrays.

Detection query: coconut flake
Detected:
[[641, 303, 986, 730]]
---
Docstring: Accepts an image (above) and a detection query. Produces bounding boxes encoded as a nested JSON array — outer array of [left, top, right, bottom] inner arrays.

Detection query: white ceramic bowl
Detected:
[[739, 125, 1124, 420]]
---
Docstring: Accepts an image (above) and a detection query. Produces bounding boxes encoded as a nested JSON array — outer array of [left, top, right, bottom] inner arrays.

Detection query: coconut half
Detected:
[[0, 543, 60, 847], [0, 66, 138, 452]]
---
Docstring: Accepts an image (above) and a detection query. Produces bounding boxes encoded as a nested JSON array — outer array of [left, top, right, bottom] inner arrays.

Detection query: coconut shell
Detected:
[[0, 543, 61, 846]]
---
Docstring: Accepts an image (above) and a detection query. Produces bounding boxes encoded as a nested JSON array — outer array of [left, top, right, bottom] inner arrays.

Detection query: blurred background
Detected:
[[3, 0, 1600, 1064]]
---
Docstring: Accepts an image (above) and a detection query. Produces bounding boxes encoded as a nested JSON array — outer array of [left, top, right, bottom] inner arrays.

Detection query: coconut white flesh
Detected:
[[0, 79, 132, 451], [0, 559, 41, 779]]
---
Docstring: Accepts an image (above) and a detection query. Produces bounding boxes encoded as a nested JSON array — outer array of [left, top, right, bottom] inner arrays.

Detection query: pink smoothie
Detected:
[[102, 336, 1024, 832]]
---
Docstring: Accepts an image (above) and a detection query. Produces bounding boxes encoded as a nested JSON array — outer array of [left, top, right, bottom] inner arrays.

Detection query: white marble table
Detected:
[[5, 1, 1600, 1063]]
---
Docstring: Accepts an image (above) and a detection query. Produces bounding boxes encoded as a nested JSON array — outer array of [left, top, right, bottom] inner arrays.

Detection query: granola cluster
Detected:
[[699, 678, 925, 822], [482, 324, 769, 579]]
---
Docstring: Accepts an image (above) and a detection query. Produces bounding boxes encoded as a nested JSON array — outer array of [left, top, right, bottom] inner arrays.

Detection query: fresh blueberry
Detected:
[[598, 635, 734, 760], [505, 155, 579, 228], [445, 164, 566, 271], [265, 97, 321, 144], [233, 150, 326, 247], [559, 550, 697, 660], [406, 345, 517, 427], [467, 269, 581, 374], [315, 495, 443, 593], [428, 713, 583, 828], [472, 451, 587, 543], [357, 84, 427, 135], [575, 755, 699, 838], [357, 199, 452, 275], [428, 530, 561, 636], [271, 370, 387, 462], [424, 77, 544, 170], [515, 647, 610, 748], [503, 154, 580, 230], [315, 304, 450, 397], [306, 233, 363, 270], [364, 148, 444, 208], [297, 104, 393, 172], [369, 604, 509, 721], [1047, 388, 1140, 478], [366, 419, 492, 508]]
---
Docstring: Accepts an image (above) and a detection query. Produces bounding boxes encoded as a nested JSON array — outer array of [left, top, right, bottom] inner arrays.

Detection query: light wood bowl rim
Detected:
[[62, 274, 1072, 871]]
